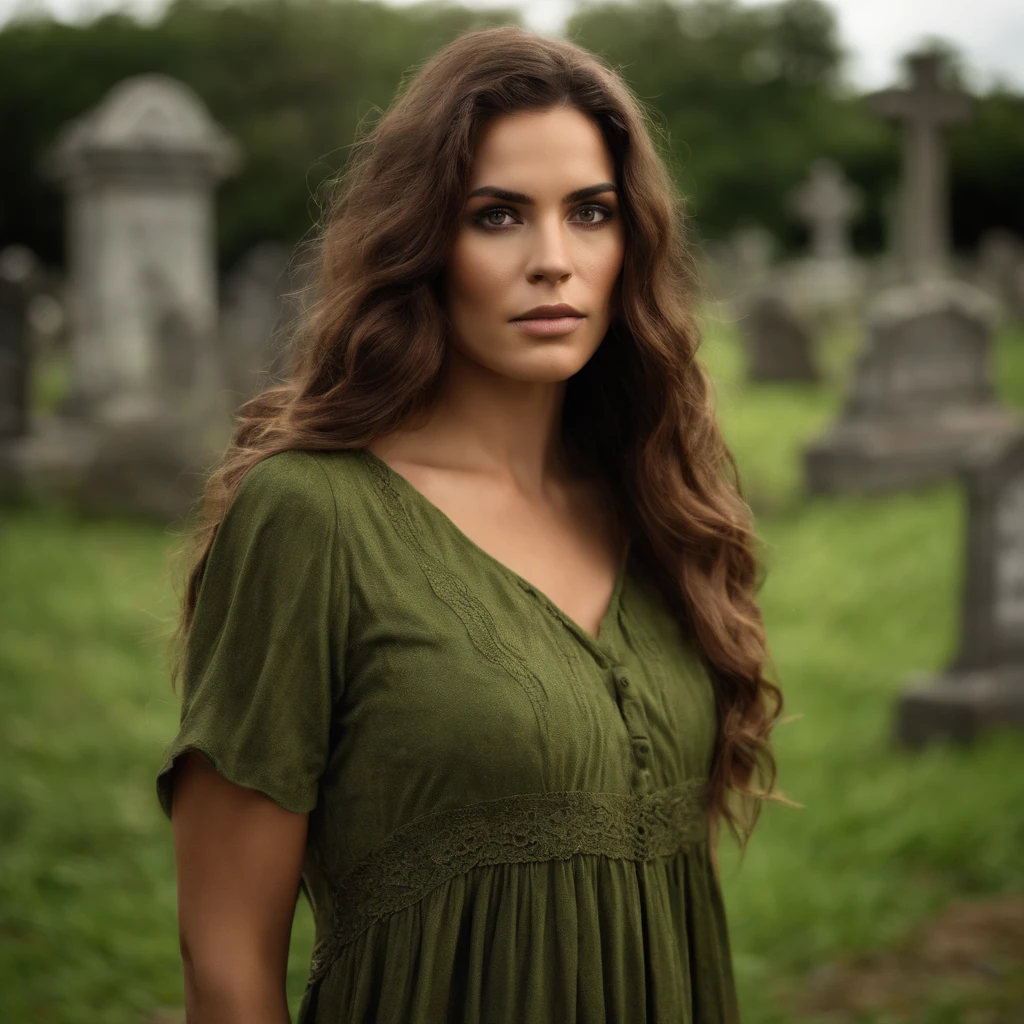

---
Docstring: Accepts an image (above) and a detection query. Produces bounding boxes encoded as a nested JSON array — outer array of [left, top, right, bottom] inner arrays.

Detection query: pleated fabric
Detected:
[[156, 447, 741, 1024]]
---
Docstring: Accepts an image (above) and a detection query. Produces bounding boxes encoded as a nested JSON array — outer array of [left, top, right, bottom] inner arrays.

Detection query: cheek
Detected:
[[573, 230, 625, 290], [448, 233, 516, 310]]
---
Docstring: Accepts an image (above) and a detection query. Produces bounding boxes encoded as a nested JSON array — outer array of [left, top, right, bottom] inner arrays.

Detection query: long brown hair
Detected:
[[167, 24, 791, 864]]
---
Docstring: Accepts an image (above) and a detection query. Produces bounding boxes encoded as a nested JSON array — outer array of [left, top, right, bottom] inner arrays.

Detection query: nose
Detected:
[[525, 212, 573, 283]]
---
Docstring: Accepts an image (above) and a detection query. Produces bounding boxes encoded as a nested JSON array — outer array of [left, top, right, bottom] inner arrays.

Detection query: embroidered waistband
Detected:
[[308, 778, 709, 983]]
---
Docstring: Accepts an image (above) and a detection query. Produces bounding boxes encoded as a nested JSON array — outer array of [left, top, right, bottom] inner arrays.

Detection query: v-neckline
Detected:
[[358, 447, 631, 649]]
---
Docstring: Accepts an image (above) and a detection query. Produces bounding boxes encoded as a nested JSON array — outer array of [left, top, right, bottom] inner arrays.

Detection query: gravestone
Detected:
[[731, 226, 775, 286], [804, 53, 1011, 495], [0, 255, 32, 499], [897, 429, 1024, 745], [0, 245, 68, 364], [804, 280, 1021, 493], [219, 242, 297, 400], [868, 51, 973, 284], [976, 229, 1024, 321], [786, 159, 866, 318], [0, 270, 31, 441], [47, 74, 238, 427], [872, 189, 908, 289], [708, 225, 778, 306], [790, 158, 861, 263], [9, 75, 240, 521], [740, 292, 818, 383]]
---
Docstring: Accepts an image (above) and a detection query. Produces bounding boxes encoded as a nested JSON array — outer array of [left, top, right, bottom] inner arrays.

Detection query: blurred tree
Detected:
[[0, 0, 1020, 267], [0, 0, 520, 269], [948, 88, 1024, 249], [568, 1, 1023, 252], [565, 0, 892, 248]]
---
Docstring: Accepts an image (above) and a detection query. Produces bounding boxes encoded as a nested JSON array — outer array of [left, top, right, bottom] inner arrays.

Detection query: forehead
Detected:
[[469, 107, 615, 190]]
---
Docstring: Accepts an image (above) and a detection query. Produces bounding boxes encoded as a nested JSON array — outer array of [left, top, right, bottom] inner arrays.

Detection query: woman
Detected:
[[157, 23, 785, 1024]]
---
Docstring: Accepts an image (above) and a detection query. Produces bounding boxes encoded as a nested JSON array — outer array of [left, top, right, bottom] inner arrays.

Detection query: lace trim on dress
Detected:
[[307, 777, 709, 984], [360, 449, 550, 735]]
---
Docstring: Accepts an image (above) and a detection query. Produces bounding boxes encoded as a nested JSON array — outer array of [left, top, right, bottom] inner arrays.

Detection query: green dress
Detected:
[[155, 447, 741, 1023]]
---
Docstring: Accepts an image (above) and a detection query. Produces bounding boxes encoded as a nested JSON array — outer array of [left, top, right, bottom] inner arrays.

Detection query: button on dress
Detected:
[[155, 447, 741, 1023]]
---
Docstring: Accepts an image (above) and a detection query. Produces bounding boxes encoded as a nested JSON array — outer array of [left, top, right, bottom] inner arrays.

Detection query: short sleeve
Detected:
[[155, 450, 344, 820]]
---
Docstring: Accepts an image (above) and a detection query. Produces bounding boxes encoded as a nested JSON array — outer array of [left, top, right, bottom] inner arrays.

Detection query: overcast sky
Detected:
[[2, 0, 1022, 91]]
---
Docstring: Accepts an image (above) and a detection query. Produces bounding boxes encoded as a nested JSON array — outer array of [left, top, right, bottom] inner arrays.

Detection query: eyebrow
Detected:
[[465, 182, 618, 204]]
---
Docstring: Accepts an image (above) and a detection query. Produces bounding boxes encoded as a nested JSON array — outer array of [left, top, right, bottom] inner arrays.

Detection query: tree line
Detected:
[[1, 0, 1021, 271]]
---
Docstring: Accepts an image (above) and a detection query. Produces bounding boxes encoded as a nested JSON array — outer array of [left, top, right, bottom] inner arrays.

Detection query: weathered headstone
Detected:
[[868, 51, 973, 284], [871, 189, 908, 289], [47, 74, 238, 426], [976, 228, 1024, 321], [897, 429, 1024, 745], [9, 75, 241, 521], [0, 266, 31, 441], [710, 225, 781, 318], [0, 251, 33, 499], [804, 51, 1013, 495], [0, 245, 68, 363], [741, 292, 819, 383], [804, 280, 1020, 493], [731, 226, 775, 287], [219, 242, 297, 400]]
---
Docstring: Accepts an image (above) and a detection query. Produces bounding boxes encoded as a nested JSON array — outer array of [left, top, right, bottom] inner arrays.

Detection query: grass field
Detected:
[[2, 312, 1023, 1023]]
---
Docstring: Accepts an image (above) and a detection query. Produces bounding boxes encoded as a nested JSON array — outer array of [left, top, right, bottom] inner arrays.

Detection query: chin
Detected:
[[492, 344, 596, 383]]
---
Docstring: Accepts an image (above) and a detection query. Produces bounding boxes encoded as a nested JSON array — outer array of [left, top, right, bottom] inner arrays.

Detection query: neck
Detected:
[[380, 345, 579, 496]]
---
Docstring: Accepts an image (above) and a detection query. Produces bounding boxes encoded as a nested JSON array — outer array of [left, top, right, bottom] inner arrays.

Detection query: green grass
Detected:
[[2, 317, 1023, 1023], [704, 311, 1024, 1021]]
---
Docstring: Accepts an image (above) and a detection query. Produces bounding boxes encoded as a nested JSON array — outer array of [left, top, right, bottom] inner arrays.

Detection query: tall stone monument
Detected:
[[897, 429, 1024, 745], [803, 51, 1019, 495], [50, 74, 238, 425], [7, 75, 240, 521], [868, 51, 973, 284]]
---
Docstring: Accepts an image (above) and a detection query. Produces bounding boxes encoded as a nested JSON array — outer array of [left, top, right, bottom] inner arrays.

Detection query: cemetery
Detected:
[[6, 298, 1023, 1024], [2, 4, 1023, 1024]]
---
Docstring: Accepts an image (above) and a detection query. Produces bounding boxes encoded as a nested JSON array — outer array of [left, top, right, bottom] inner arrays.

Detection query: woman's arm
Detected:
[[170, 750, 309, 1024]]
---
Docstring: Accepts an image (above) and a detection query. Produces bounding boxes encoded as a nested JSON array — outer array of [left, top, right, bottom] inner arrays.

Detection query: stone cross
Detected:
[[789, 158, 861, 262], [868, 51, 973, 284]]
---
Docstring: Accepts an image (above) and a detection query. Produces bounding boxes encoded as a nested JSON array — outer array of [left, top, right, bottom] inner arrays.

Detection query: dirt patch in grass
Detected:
[[789, 897, 1024, 1022]]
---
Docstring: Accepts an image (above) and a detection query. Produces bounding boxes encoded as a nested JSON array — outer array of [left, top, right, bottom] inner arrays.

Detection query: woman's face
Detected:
[[445, 106, 626, 384]]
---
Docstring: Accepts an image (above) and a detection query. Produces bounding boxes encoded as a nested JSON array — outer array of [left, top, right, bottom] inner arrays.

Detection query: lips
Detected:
[[512, 303, 584, 320], [511, 315, 585, 337]]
